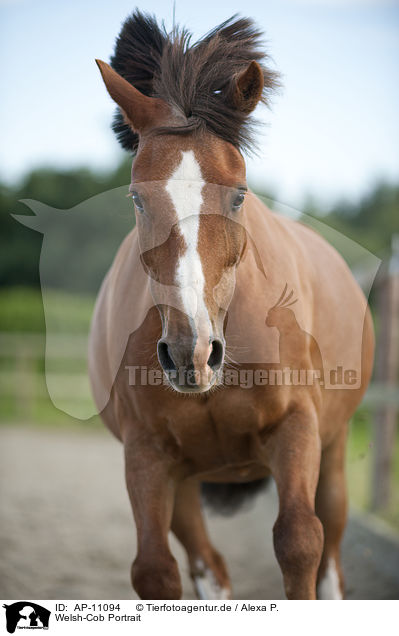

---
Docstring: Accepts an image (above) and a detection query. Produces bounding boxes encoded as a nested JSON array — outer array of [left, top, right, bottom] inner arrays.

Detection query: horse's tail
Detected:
[[201, 477, 270, 516]]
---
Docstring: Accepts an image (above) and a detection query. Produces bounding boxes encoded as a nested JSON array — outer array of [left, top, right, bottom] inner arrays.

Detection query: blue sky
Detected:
[[1, 0, 398, 207]]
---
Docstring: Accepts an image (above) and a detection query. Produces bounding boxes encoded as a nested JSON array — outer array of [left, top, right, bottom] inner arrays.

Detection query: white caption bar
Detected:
[[1, 599, 396, 635]]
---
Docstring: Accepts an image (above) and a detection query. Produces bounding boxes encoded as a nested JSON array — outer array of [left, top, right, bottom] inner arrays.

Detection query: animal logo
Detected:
[[2, 602, 50, 633]]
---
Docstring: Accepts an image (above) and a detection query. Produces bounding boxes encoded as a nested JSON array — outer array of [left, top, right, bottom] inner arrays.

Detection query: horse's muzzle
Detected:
[[157, 337, 224, 393]]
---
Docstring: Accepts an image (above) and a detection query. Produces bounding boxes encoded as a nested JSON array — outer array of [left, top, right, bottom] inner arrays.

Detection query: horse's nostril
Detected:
[[207, 339, 224, 370], [157, 340, 176, 372]]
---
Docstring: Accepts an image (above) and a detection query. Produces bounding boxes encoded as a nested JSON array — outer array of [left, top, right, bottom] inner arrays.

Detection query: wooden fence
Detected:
[[0, 332, 93, 422], [371, 236, 399, 511]]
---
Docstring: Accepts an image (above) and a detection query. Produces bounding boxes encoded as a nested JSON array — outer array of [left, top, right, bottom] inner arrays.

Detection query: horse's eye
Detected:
[[131, 191, 144, 212], [232, 191, 245, 211]]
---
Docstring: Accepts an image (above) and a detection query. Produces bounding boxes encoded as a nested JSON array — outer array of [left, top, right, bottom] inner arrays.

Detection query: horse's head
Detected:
[[131, 134, 248, 394], [96, 15, 279, 392]]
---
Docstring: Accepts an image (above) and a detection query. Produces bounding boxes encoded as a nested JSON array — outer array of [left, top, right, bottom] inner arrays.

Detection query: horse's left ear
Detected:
[[232, 61, 264, 114]]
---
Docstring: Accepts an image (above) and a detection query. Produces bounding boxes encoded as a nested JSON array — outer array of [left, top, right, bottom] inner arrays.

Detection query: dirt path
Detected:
[[1, 426, 398, 600]]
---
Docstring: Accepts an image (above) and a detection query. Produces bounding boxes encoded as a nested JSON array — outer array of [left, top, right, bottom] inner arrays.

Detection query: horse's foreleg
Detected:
[[171, 478, 231, 599], [267, 407, 324, 599], [124, 434, 182, 600], [315, 424, 347, 599]]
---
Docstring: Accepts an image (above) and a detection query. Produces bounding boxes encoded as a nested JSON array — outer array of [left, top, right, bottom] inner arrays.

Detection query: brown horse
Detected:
[[89, 12, 374, 600]]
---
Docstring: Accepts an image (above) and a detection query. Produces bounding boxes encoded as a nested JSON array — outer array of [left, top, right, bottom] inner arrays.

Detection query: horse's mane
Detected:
[[110, 10, 280, 154]]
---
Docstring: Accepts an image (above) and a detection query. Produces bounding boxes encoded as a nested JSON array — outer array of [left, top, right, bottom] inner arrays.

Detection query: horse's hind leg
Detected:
[[315, 423, 348, 599], [171, 478, 231, 599]]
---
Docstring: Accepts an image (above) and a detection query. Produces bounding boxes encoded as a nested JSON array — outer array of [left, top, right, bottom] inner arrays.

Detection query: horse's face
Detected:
[[95, 58, 265, 392], [131, 134, 247, 392]]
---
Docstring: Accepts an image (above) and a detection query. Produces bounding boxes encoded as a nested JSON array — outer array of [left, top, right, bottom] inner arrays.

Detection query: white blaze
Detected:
[[165, 150, 211, 339]]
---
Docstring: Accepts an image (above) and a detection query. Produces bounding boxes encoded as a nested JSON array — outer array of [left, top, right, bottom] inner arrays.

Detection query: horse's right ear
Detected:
[[95, 59, 170, 134]]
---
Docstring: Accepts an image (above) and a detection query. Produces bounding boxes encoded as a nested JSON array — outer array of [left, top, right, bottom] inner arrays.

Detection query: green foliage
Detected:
[[307, 182, 399, 258], [1, 158, 398, 291], [0, 158, 133, 289]]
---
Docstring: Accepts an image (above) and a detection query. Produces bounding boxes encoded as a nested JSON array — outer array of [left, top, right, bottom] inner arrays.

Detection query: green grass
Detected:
[[0, 287, 46, 332], [0, 286, 95, 333]]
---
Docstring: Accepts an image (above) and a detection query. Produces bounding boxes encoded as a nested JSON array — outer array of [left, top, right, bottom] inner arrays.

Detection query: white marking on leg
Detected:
[[317, 557, 343, 600], [193, 559, 230, 600]]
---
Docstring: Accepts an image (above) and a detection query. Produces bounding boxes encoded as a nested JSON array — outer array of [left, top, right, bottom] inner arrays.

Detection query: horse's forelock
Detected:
[[110, 10, 281, 154]]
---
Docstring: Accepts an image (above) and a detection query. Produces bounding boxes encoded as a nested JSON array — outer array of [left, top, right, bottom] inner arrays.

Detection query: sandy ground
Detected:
[[1, 426, 398, 600]]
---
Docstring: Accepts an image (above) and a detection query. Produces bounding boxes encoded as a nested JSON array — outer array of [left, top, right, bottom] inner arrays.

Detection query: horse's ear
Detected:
[[232, 61, 264, 114], [95, 59, 170, 133]]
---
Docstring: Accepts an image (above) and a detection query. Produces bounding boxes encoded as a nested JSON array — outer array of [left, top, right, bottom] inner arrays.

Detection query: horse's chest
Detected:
[[162, 386, 288, 474]]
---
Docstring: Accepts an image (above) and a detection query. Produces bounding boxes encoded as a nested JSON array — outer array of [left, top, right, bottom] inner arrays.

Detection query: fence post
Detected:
[[371, 235, 399, 511]]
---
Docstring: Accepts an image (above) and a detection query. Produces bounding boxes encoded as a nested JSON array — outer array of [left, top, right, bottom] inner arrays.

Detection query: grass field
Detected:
[[1, 286, 398, 530]]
